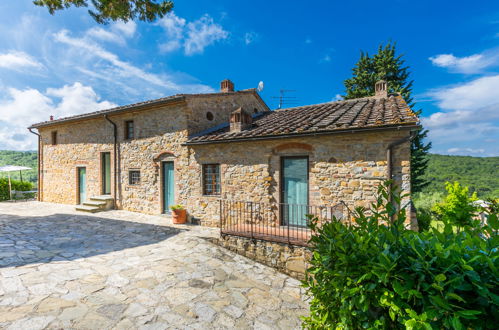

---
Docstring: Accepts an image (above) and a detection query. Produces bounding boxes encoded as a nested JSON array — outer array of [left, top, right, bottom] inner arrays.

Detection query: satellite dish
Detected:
[[257, 81, 264, 92]]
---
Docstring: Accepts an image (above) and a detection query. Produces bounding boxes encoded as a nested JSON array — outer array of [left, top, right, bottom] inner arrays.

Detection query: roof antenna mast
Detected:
[[272, 89, 298, 109]]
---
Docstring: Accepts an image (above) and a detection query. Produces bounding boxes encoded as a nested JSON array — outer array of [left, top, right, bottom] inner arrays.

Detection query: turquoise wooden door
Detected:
[[162, 162, 174, 213], [102, 152, 111, 195], [78, 167, 87, 204], [282, 157, 309, 227]]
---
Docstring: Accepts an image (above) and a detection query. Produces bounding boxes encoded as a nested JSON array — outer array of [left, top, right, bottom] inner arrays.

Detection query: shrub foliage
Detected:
[[0, 178, 33, 201], [303, 181, 498, 329]]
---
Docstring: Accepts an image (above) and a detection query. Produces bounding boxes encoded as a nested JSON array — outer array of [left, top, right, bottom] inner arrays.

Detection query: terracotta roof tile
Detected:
[[187, 94, 419, 144]]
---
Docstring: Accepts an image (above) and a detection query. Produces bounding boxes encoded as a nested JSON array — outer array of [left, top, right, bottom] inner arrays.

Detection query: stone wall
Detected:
[[37, 93, 268, 216], [213, 235, 311, 280], [186, 92, 269, 135], [185, 130, 413, 227]]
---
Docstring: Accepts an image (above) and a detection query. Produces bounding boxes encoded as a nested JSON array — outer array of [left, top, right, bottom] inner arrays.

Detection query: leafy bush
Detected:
[[433, 182, 478, 229], [415, 207, 432, 232], [303, 181, 498, 329], [413, 191, 444, 211], [0, 178, 33, 201]]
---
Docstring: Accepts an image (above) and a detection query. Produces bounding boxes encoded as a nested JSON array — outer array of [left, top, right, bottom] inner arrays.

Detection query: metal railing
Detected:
[[219, 200, 350, 246]]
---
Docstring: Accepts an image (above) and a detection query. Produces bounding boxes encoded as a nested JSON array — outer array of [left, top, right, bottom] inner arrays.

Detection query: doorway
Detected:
[[162, 161, 174, 213], [281, 156, 309, 227], [102, 152, 111, 195], [78, 167, 87, 204]]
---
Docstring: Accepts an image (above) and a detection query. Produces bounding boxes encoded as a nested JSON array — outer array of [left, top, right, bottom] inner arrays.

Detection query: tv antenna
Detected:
[[272, 89, 299, 109]]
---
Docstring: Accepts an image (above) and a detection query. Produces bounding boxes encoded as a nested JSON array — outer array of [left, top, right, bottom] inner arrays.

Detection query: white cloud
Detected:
[[244, 32, 259, 45], [447, 148, 485, 155], [429, 75, 499, 111], [0, 83, 116, 150], [332, 94, 342, 101], [185, 14, 229, 55], [320, 55, 331, 63], [54, 30, 179, 90], [86, 27, 125, 45], [0, 51, 43, 70], [157, 12, 186, 53], [158, 12, 228, 55], [429, 49, 499, 74], [422, 75, 499, 156], [112, 21, 137, 38], [86, 21, 137, 46]]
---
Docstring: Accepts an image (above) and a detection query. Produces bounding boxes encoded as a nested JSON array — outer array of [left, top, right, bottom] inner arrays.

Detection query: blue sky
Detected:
[[1, 0, 498, 156]]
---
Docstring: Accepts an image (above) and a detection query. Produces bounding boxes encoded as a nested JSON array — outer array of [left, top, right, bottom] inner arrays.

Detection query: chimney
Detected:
[[230, 107, 252, 132], [50, 115, 54, 121], [375, 80, 388, 98], [220, 79, 234, 92]]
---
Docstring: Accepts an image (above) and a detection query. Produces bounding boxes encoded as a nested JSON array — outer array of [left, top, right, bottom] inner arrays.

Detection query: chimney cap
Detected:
[[220, 79, 234, 92], [375, 80, 388, 98]]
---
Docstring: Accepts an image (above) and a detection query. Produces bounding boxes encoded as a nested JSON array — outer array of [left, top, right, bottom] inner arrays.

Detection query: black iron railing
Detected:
[[219, 200, 350, 246]]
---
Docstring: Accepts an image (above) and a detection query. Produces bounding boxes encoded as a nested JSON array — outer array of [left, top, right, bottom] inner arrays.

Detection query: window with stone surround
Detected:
[[51, 131, 57, 145], [125, 120, 134, 140], [129, 170, 140, 185], [202, 164, 220, 195]]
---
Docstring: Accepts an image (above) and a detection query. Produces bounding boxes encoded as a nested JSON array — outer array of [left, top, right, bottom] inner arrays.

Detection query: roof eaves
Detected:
[[184, 123, 421, 146], [28, 95, 188, 129]]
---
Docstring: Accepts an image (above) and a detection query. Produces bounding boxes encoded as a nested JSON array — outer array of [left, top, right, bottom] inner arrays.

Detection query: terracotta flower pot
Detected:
[[172, 209, 187, 224]]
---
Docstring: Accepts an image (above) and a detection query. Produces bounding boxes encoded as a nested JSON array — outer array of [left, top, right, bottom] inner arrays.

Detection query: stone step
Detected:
[[75, 205, 101, 213], [83, 200, 107, 207], [90, 195, 114, 202]]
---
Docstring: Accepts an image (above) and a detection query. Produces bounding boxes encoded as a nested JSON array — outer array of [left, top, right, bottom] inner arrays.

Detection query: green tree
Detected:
[[33, 0, 173, 24], [433, 181, 479, 228], [343, 42, 432, 193]]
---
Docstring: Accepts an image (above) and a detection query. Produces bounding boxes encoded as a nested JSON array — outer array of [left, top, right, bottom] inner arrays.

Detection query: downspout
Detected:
[[28, 128, 42, 201], [104, 115, 118, 206], [386, 130, 417, 219]]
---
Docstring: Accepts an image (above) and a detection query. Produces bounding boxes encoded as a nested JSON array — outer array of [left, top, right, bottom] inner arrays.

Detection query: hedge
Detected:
[[303, 182, 498, 329], [0, 178, 33, 201]]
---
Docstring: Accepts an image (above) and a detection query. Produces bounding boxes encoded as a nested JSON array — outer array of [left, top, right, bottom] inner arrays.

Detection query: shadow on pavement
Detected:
[[0, 212, 182, 268]]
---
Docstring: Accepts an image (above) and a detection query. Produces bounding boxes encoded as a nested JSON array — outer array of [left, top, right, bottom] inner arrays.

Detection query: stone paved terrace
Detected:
[[0, 201, 308, 329]]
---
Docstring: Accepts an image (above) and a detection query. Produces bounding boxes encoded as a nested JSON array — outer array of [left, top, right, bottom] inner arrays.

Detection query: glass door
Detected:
[[102, 152, 111, 195], [162, 162, 174, 213], [78, 167, 87, 204], [281, 157, 309, 227]]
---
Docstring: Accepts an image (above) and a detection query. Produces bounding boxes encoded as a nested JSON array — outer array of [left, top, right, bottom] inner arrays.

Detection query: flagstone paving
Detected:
[[0, 201, 308, 329]]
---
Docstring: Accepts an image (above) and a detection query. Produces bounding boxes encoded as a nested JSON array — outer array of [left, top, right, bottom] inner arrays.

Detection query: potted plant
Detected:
[[170, 204, 187, 224]]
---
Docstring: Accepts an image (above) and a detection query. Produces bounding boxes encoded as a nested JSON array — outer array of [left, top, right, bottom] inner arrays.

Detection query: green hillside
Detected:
[[0, 151, 497, 198], [0, 150, 38, 183], [420, 154, 499, 199]]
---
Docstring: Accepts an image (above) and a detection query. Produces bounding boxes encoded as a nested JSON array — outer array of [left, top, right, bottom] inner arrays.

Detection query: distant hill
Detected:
[[421, 154, 499, 199], [0, 150, 38, 183], [0, 151, 497, 198]]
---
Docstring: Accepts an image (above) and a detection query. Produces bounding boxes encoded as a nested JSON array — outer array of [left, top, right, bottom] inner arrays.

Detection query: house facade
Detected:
[[29, 80, 420, 228]]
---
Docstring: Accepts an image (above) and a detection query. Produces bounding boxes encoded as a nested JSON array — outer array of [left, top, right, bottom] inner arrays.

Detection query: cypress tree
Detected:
[[343, 42, 431, 193]]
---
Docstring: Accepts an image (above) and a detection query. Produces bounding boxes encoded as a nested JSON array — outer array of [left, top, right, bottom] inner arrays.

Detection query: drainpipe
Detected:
[[104, 115, 118, 206], [386, 130, 417, 220], [28, 128, 42, 201]]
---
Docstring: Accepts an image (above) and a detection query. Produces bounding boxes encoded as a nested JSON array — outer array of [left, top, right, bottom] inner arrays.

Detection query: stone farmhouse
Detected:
[[29, 79, 420, 232]]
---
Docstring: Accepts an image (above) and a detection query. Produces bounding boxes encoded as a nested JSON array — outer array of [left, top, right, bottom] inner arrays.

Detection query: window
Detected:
[[206, 111, 214, 121], [51, 131, 57, 145], [203, 164, 220, 195], [125, 120, 134, 140], [129, 170, 140, 185]]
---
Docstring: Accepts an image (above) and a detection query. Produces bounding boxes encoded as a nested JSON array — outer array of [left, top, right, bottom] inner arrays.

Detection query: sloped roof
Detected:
[[186, 94, 419, 144], [29, 89, 266, 129]]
